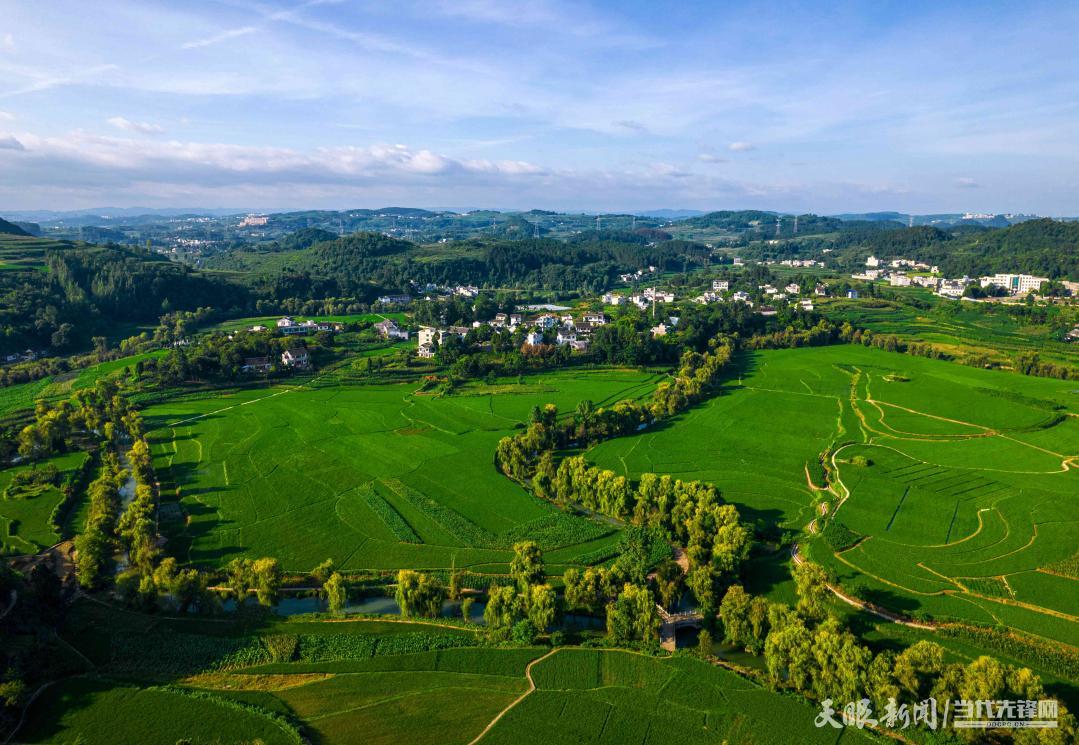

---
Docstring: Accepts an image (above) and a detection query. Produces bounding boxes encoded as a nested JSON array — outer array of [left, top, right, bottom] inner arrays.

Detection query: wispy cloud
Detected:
[[954, 177, 979, 189], [1, 34, 14, 53], [108, 117, 165, 135], [728, 141, 756, 152], [181, 26, 257, 50], [0, 111, 14, 121]]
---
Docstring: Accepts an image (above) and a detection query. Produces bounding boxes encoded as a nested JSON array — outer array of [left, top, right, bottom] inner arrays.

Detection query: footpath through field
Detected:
[[466, 647, 560, 745]]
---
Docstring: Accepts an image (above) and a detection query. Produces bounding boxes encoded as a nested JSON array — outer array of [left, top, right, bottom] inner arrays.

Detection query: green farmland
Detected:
[[20, 601, 860, 745], [144, 369, 665, 572], [589, 345, 1079, 644]]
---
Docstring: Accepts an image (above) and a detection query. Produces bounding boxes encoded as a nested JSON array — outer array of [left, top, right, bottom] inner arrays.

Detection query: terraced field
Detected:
[[590, 345, 1079, 643], [144, 369, 665, 572]]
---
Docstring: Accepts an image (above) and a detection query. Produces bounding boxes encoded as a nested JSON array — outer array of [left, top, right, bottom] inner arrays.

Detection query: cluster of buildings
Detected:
[[275, 317, 342, 335], [405, 310, 611, 358], [602, 287, 676, 309], [618, 266, 657, 283], [1, 349, 42, 365], [852, 257, 1050, 300], [692, 279, 822, 312]]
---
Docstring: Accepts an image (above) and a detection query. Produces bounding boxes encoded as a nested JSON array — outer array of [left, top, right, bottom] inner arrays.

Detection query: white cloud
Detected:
[[697, 153, 727, 164], [728, 141, 756, 152], [954, 177, 979, 188], [108, 117, 165, 135], [0, 111, 14, 121], [0, 135, 25, 151], [181, 26, 257, 50], [1, 34, 14, 53]]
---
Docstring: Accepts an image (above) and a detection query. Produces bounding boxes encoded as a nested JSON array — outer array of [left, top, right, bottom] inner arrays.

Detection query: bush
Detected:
[[511, 619, 538, 646]]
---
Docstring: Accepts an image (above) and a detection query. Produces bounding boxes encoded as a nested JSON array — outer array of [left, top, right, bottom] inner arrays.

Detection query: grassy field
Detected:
[[0, 450, 89, 555], [144, 369, 665, 572], [25, 601, 863, 745], [589, 345, 1079, 643], [205, 312, 409, 333], [482, 648, 875, 745]]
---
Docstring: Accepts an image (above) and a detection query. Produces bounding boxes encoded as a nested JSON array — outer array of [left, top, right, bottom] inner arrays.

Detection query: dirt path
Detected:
[[467, 647, 560, 745], [790, 543, 935, 630]]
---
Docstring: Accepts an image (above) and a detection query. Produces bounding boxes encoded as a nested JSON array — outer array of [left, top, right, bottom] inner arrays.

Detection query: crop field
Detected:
[[0, 450, 89, 555], [37, 600, 872, 745], [0, 351, 167, 418], [821, 295, 1078, 369], [482, 648, 875, 745], [143, 369, 664, 571], [590, 345, 1078, 641]]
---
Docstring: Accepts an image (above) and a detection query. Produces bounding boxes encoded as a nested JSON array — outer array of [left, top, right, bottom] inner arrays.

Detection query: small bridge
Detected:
[[657, 604, 703, 651]]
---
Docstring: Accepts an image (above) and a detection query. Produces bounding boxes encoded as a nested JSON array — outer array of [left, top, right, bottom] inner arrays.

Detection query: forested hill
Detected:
[[855, 219, 1079, 278], [210, 230, 712, 298], [0, 218, 30, 237], [0, 238, 250, 354], [678, 210, 849, 236]]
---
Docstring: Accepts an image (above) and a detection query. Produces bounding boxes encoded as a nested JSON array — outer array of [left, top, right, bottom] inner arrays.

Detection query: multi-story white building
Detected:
[[981, 273, 1048, 295], [712, 279, 729, 291]]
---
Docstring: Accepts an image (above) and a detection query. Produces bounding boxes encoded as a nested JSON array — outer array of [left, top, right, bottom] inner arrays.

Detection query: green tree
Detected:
[[395, 569, 445, 619], [324, 572, 347, 614], [606, 583, 659, 643], [528, 584, 558, 632], [510, 541, 545, 592], [792, 560, 830, 621], [718, 585, 751, 649], [697, 628, 713, 659]]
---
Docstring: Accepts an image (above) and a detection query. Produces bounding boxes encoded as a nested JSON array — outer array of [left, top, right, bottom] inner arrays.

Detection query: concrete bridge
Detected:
[[657, 604, 703, 651]]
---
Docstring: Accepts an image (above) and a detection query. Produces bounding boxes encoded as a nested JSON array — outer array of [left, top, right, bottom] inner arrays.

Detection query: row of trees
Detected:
[[496, 338, 736, 483], [716, 563, 1076, 743]]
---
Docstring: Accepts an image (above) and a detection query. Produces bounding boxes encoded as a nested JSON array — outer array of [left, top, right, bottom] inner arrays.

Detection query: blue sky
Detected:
[[1, 0, 1077, 213]]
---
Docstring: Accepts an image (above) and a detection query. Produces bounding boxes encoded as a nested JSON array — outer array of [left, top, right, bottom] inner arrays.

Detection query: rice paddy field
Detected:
[[589, 345, 1079, 645], [143, 369, 666, 573], [483, 648, 875, 745], [21, 601, 857, 745], [0, 450, 89, 555]]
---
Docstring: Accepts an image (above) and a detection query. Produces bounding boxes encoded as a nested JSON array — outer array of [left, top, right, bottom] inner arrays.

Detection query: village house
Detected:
[[569, 338, 591, 352], [535, 314, 558, 330], [846, 289, 860, 299], [650, 323, 669, 337], [814, 284, 828, 296], [417, 343, 436, 359], [602, 292, 625, 305], [582, 312, 607, 325], [785, 283, 801, 294], [799, 299, 814, 311], [694, 291, 722, 304], [524, 330, 545, 346], [374, 319, 409, 340], [560, 314, 575, 327], [454, 285, 480, 298], [509, 313, 524, 327], [376, 294, 412, 305], [242, 356, 271, 373], [866, 255, 880, 268], [712, 279, 729, 291], [732, 291, 752, 304], [757, 305, 778, 317], [889, 274, 912, 287], [556, 328, 577, 345], [281, 347, 310, 369]]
